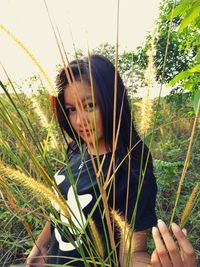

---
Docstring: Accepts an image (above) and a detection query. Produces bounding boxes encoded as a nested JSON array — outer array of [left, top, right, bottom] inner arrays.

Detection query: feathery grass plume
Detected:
[[31, 97, 49, 129], [0, 182, 19, 212], [30, 96, 58, 150], [0, 183, 44, 220], [111, 210, 134, 253], [0, 161, 69, 218], [180, 182, 200, 228], [88, 218, 105, 259], [139, 32, 157, 136], [0, 24, 55, 95], [144, 33, 157, 90], [139, 90, 152, 136]]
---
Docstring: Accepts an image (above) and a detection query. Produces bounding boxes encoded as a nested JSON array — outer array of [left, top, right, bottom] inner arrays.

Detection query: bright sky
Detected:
[[0, 0, 162, 94]]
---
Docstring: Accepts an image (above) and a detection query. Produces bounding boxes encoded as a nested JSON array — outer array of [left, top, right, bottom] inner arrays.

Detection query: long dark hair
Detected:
[[52, 54, 153, 174]]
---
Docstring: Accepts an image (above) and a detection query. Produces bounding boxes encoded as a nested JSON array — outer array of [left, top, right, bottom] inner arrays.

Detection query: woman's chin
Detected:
[[82, 136, 95, 145]]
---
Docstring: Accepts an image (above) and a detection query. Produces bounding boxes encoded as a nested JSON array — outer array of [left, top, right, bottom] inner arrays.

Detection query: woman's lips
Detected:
[[79, 129, 92, 137]]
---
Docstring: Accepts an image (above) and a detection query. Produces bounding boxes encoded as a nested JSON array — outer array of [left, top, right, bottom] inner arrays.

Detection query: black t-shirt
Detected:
[[47, 143, 157, 266]]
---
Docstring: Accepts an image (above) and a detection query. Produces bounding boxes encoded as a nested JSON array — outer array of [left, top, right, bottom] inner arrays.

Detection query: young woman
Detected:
[[26, 55, 196, 267]]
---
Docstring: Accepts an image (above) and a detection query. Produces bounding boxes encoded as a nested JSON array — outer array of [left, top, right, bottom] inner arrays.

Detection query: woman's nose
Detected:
[[76, 111, 87, 126], [75, 112, 82, 125]]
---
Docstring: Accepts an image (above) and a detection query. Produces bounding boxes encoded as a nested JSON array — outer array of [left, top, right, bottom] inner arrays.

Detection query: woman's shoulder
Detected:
[[66, 141, 85, 156], [66, 140, 78, 154], [115, 152, 156, 189]]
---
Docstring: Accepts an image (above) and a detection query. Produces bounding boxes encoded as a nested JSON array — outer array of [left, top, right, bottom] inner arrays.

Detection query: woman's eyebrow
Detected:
[[65, 95, 94, 106], [82, 95, 94, 102], [64, 102, 74, 107]]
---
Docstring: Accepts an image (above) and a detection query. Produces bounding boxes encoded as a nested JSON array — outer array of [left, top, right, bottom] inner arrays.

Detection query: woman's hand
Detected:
[[26, 221, 51, 267], [151, 219, 196, 267], [26, 246, 48, 267]]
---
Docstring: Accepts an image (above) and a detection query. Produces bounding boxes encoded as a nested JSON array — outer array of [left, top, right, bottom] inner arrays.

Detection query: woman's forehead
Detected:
[[64, 81, 95, 105]]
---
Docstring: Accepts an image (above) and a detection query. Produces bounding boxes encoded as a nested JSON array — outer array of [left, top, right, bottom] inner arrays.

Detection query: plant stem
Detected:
[[170, 98, 200, 226]]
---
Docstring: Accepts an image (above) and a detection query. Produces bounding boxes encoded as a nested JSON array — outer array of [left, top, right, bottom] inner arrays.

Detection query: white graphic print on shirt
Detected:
[[52, 171, 93, 251]]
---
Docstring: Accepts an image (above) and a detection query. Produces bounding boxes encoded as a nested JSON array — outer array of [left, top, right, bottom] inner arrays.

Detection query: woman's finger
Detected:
[[171, 223, 197, 267], [151, 249, 162, 267], [182, 228, 187, 236], [157, 219, 183, 267], [152, 226, 172, 267]]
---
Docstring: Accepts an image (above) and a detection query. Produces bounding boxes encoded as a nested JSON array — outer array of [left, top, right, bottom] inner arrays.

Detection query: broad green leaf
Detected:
[[169, 2, 187, 19], [189, 64, 200, 73], [167, 64, 200, 88], [168, 0, 199, 19], [193, 90, 200, 114], [167, 70, 190, 88], [179, 6, 200, 32]]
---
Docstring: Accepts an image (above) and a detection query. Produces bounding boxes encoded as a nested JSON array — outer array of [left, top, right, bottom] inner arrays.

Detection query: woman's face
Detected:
[[64, 80, 106, 154]]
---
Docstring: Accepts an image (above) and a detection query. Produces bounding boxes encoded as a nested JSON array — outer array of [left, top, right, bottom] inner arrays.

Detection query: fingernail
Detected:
[[152, 226, 158, 234], [171, 222, 179, 232], [157, 219, 166, 228], [182, 228, 187, 236]]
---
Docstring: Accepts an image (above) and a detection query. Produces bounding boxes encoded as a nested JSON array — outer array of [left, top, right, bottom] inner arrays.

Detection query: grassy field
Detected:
[[0, 89, 199, 266]]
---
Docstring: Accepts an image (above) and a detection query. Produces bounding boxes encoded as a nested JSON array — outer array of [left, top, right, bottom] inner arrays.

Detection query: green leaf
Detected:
[[169, 2, 187, 19], [178, 6, 200, 32], [197, 51, 200, 64], [189, 64, 200, 73], [167, 64, 200, 88], [193, 90, 200, 114]]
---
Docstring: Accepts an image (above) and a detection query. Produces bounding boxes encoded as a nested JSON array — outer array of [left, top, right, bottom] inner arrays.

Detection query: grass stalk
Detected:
[[0, 24, 55, 95], [170, 98, 200, 226]]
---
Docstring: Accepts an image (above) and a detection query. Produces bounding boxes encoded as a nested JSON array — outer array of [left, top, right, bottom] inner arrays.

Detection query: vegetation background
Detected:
[[0, 0, 199, 266]]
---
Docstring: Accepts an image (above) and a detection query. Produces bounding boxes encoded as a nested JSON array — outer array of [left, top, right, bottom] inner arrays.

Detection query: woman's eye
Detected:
[[85, 102, 96, 112], [66, 107, 76, 114]]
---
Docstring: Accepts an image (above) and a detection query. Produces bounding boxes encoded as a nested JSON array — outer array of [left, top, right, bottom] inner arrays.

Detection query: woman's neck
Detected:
[[87, 140, 110, 155]]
